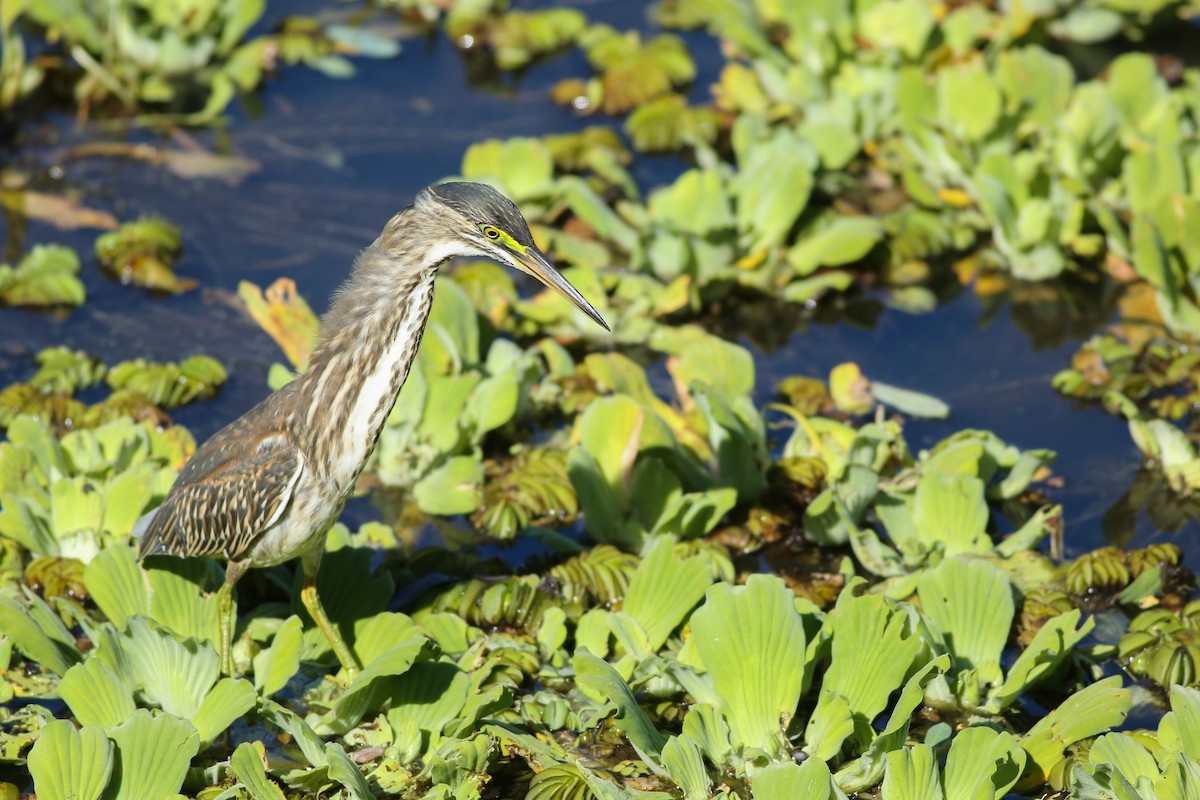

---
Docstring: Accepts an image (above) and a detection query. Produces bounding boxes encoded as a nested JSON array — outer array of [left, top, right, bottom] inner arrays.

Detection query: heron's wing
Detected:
[[136, 430, 304, 561]]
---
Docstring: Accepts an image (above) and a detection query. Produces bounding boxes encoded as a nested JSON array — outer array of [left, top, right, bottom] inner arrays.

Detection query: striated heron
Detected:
[[136, 182, 608, 676]]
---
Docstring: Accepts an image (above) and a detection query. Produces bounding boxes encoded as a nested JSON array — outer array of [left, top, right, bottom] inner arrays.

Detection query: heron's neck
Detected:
[[294, 242, 438, 490]]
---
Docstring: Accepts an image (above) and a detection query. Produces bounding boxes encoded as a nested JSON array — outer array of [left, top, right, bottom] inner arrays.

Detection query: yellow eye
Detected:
[[482, 226, 502, 241]]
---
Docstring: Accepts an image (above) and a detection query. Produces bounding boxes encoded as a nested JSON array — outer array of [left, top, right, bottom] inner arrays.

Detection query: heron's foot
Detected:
[[300, 582, 361, 679]]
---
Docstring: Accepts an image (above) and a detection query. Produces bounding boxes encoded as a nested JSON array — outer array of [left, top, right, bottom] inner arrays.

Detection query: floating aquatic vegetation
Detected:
[[0, 244, 85, 308], [1118, 602, 1200, 689], [554, 25, 695, 115], [105, 355, 227, 409], [1055, 327, 1200, 500], [782, 408, 1059, 580], [94, 216, 193, 293], [474, 447, 577, 539], [0, 416, 190, 562], [7, 0, 399, 122]]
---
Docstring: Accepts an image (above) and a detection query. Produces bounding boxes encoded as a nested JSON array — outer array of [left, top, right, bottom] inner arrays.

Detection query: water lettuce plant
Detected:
[[6, 1, 1200, 799], [5, 0, 399, 121]]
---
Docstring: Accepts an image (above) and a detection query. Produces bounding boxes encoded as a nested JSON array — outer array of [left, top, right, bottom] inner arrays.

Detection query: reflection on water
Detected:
[[0, 2, 1195, 570]]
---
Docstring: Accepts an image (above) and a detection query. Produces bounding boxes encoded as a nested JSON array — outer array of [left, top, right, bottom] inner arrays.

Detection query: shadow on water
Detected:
[[0, 0, 1196, 572]]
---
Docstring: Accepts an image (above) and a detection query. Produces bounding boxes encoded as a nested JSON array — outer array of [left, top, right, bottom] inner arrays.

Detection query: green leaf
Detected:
[[991, 610, 1091, 711], [386, 660, 470, 736], [937, 61, 1001, 142], [912, 473, 989, 555], [0, 244, 85, 307], [28, 720, 113, 800], [260, 700, 328, 768], [125, 617, 216, 720], [789, 217, 883, 276], [0, 592, 81, 675], [1020, 676, 1130, 789], [60, 658, 135, 729], [230, 741, 287, 800], [104, 709, 199, 800], [333, 633, 427, 732], [574, 395, 642, 503], [621, 536, 712, 651], [661, 736, 710, 800], [942, 727, 1025, 800], [1087, 733, 1159, 791], [85, 544, 150, 631], [325, 742, 375, 800], [144, 559, 222, 648], [809, 587, 922, 756], [192, 677, 256, 745], [881, 744, 942, 800], [734, 129, 817, 251], [916, 558, 1012, 687], [870, 382, 949, 419], [462, 137, 555, 202], [755, 758, 846, 800], [1155, 686, 1200, 760], [413, 455, 483, 516], [690, 575, 808, 756], [574, 649, 669, 760], [253, 615, 303, 696], [649, 169, 734, 237]]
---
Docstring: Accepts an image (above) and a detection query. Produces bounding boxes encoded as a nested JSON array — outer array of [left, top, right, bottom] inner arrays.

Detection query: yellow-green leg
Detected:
[[217, 560, 248, 676], [300, 548, 361, 678]]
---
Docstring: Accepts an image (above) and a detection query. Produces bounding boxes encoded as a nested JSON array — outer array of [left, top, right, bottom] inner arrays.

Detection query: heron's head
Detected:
[[410, 181, 608, 331]]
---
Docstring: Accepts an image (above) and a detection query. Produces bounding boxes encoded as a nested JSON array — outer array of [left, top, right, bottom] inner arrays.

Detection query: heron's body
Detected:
[[135, 183, 607, 676]]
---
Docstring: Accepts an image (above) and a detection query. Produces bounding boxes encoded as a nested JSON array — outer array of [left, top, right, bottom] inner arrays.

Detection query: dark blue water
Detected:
[[1, 0, 1196, 567]]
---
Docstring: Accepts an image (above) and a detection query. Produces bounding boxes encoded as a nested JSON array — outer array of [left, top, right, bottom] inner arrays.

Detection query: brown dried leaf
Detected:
[[0, 191, 118, 231]]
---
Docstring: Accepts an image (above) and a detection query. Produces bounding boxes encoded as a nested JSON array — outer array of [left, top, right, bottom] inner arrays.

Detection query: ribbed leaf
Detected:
[[84, 544, 150, 629], [835, 656, 950, 794], [1161, 686, 1200, 761], [145, 559, 221, 644], [809, 586, 921, 754], [574, 649, 668, 760], [1087, 733, 1158, 790], [527, 764, 593, 800], [755, 758, 846, 800], [621, 536, 712, 651], [104, 709, 199, 800], [260, 699, 328, 768], [681, 704, 732, 768], [943, 727, 1025, 800], [881, 745, 942, 800], [192, 677, 256, 745], [1021, 676, 1130, 789], [912, 472, 989, 554], [126, 617, 216, 720], [325, 742, 374, 800], [60, 657, 135, 728], [690, 575, 807, 756], [230, 741, 287, 800], [916, 558, 1011, 684], [253, 615, 303, 696], [0, 592, 80, 675], [661, 735, 710, 800], [991, 610, 1091, 711], [385, 660, 469, 735], [333, 633, 426, 732], [28, 720, 113, 800]]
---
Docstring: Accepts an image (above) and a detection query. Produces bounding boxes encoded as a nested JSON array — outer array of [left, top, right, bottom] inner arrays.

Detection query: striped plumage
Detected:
[[135, 182, 607, 676]]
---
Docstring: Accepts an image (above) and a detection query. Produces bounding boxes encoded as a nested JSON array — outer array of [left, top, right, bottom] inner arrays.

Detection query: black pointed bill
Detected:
[[516, 247, 610, 332]]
